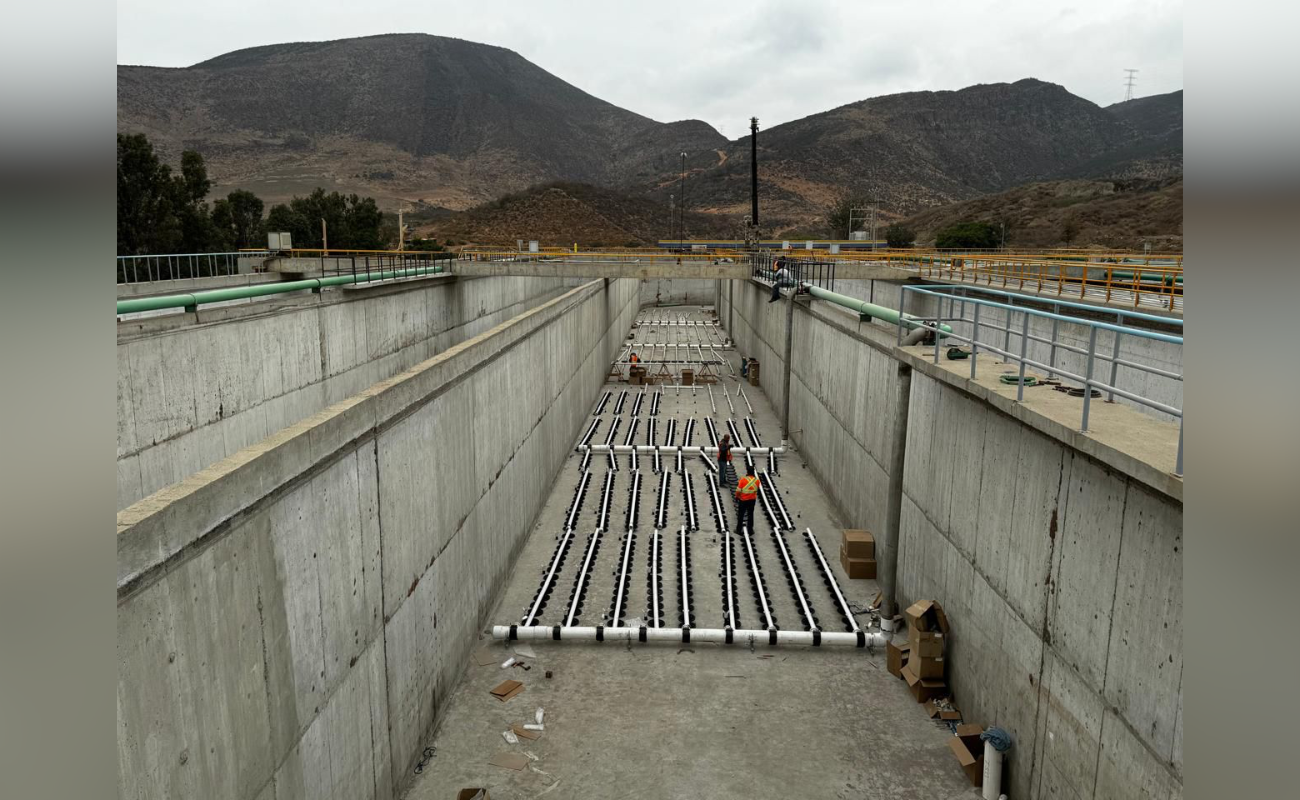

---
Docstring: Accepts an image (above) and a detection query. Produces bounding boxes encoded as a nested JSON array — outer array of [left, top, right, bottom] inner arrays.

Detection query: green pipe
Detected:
[[117, 264, 446, 315], [1111, 270, 1183, 285], [806, 285, 952, 335]]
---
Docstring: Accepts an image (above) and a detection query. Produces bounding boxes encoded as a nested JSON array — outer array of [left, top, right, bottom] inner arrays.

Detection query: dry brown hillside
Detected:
[[897, 178, 1183, 251], [425, 183, 736, 247]]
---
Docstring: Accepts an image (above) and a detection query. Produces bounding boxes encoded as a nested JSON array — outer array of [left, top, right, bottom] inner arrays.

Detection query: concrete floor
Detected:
[[406, 307, 980, 800]]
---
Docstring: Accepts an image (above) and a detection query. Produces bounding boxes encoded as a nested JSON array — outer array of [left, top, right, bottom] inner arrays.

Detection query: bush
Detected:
[[884, 223, 915, 248], [934, 221, 1000, 249]]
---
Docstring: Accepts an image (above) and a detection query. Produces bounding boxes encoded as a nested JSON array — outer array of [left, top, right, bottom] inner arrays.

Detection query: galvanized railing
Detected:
[[899, 284, 1183, 475], [117, 252, 270, 284], [751, 251, 836, 291]]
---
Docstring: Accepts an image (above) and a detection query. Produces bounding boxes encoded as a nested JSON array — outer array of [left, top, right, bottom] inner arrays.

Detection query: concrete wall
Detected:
[[639, 278, 717, 307], [117, 277, 639, 800], [720, 277, 1182, 799], [117, 274, 579, 509]]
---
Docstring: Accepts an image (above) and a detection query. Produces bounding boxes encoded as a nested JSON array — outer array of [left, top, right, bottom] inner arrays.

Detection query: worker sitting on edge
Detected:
[[769, 259, 794, 303], [735, 466, 760, 533], [717, 433, 734, 485]]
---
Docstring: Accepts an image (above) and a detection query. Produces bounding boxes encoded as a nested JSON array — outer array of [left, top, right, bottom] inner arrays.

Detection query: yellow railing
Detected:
[[901, 254, 1182, 310]]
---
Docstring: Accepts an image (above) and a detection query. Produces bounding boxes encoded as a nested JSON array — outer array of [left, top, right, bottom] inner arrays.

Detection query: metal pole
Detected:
[[970, 303, 980, 379], [1048, 304, 1060, 378], [781, 275, 795, 444], [879, 362, 912, 619], [1107, 314, 1124, 402], [1081, 326, 1099, 432], [1017, 311, 1030, 402]]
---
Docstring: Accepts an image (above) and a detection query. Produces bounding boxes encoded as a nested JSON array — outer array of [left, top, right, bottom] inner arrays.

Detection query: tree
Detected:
[[1061, 217, 1080, 246], [824, 192, 872, 238], [934, 221, 1000, 249], [117, 133, 179, 255], [116, 133, 222, 255], [212, 190, 265, 250], [884, 223, 916, 248], [264, 189, 385, 250]]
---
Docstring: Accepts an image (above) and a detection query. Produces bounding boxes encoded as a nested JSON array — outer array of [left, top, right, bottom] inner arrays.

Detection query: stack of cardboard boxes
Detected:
[[839, 529, 876, 579], [900, 599, 950, 703]]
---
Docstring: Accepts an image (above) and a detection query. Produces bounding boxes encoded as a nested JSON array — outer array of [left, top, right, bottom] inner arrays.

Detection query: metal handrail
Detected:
[[899, 284, 1183, 475], [117, 251, 271, 284]]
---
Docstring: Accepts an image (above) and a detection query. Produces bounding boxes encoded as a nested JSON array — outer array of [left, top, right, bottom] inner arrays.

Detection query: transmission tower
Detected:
[[1123, 69, 1138, 102]]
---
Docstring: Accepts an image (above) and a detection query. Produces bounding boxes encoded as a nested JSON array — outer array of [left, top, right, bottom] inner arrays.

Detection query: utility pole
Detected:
[[750, 117, 760, 227], [1123, 68, 1138, 102], [398, 206, 404, 252], [669, 195, 675, 245], [321, 218, 328, 253], [679, 151, 688, 252]]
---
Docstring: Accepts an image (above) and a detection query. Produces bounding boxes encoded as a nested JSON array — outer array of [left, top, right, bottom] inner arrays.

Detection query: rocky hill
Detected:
[[667, 82, 1184, 229], [119, 35, 1182, 235], [895, 177, 1183, 252], [118, 34, 726, 208], [425, 182, 736, 247]]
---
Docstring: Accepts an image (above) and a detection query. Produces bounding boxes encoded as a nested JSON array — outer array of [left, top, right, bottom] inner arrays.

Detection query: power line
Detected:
[[1123, 68, 1138, 102]]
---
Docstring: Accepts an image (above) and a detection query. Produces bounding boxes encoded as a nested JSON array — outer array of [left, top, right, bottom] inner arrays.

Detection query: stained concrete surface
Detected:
[[720, 279, 1183, 798], [406, 307, 979, 800]]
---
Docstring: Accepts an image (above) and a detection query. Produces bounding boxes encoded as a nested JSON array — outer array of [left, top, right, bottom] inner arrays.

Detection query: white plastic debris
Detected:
[[535, 707, 545, 725], [500, 657, 517, 669], [502, 729, 519, 744], [523, 723, 544, 731]]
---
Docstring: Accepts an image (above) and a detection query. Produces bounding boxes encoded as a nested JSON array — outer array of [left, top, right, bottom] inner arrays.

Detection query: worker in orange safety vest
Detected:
[[734, 465, 760, 533]]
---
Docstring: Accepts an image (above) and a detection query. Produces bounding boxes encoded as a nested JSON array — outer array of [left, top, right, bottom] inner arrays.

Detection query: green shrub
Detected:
[[934, 221, 1000, 249]]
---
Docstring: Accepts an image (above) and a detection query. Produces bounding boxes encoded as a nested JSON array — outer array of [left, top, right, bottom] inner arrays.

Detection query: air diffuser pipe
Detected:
[[494, 625, 886, 647]]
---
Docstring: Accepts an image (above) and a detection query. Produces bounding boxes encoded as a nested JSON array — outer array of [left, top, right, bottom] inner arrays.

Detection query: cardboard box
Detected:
[[842, 529, 875, 559], [748, 360, 760, 385], [681, 369, 694, 385], [903, 599, 950, 633], [457, 790, 491, 800], [909, 653, 945, 679], [886, 640, 911, 678], [909, 629, 945, 657], [901, 664, 947, 702], [630, 367, 644, 385], [839, 545, 876, 579], [489, 680, 524, 702], [948, 727, 984, 786]]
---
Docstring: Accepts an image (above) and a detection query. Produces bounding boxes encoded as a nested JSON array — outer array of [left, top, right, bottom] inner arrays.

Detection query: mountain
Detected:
[[119, 35, 1182, 231], [663, 81, 1184, 229], [117, 34, 726, 208], [1063, 91, 1183, 180], [895, 177, 1183, 252], [424, 182, 736, 247]]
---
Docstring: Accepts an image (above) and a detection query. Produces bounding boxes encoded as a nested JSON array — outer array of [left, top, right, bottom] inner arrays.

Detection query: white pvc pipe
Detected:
[[678, 526, 692, 626], [982, 744, 1004, 799], [802, 528, 860, 633], [493, 625, 887, 647], [741, 528, 775, 630], [578, 445, 785, 456]]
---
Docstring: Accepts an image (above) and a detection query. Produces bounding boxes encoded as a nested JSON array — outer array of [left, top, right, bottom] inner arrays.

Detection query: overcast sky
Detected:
[[117, 0, 1182, 135]]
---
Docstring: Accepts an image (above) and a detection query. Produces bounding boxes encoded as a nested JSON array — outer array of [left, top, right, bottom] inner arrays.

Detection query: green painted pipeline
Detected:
[[805, 285, 952, 336], [117, 264, 446, 315]]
